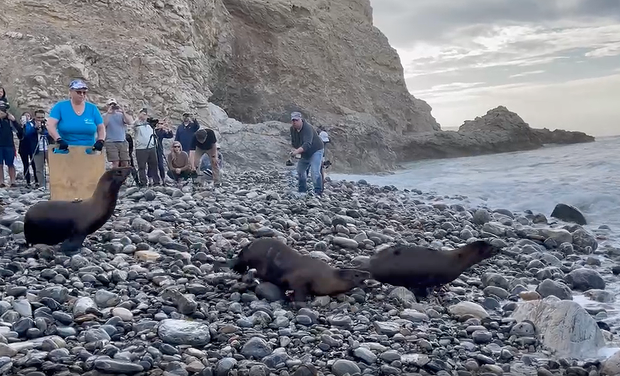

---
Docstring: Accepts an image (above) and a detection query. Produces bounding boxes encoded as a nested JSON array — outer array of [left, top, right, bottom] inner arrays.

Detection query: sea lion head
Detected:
[[464, 240, 502, 261], [101, 166, 134, 191], [336, 268, 372, 288]]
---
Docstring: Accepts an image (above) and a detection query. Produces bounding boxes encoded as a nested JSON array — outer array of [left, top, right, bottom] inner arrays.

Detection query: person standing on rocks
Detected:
[[289, 111, 324, 195], [174, 112, 199, 153], [103, 98, 133, 168], [132, 108, 160, 187], [31, 109, 52, 188], [0, 102, 23, 187], [154, 117, 174, 185], [46, 79, 106, 152], [189, 128, 220, 186], [18, 111, 39, 187]]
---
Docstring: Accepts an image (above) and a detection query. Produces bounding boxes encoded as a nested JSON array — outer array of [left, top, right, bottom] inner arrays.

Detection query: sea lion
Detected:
[[367, 240, 501, 299], [224, 238, 371, 303], [24, 166, 134, 254]]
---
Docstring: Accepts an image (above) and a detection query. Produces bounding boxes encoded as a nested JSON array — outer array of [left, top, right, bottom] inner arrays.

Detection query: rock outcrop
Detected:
[[397, 106, 595, 163], [0, 0, 439, 173], [511, 296, 607, 359]]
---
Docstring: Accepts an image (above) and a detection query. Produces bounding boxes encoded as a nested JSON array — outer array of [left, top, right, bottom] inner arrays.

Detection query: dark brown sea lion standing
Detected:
[[225, 238, 371, 302], [24, 166, 134, 255], [367, 240, 501, 299]]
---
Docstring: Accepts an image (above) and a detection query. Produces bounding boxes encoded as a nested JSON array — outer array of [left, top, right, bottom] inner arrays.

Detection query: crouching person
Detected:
[[167, 141, 195, 187]]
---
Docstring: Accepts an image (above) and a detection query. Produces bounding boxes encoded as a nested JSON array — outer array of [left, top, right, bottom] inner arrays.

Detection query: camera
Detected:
[[146, 117, 159, 128]]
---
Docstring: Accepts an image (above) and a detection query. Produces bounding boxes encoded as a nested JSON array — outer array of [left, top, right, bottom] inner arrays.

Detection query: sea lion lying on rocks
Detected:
[[24, 166, 134, 255], [221, 238, 371, 303], [366, 240, 501, 300]]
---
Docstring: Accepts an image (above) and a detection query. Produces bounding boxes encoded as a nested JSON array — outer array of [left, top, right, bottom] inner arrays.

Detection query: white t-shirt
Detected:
[[319, 130, 330, 143]]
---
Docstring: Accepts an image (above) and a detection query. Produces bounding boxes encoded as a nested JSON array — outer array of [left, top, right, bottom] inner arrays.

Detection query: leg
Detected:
[[6, 149, 16, 186], [34, 153, 45, 187], [19, 149, 31, 185], [105, 142, 120, 168], [296, 158, 310, 193], [30, 154, 38, 185], [118, 140, 130, 168], [59, 234, 87, 256], [309, 149, 324, 194], [157, 152, 166, 184], [208, 145, 220, 183], [147, 149, 160, 185], [135, 149, 148, 186]]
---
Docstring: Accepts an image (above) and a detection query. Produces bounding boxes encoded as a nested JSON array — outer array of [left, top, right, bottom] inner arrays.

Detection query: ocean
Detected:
[[330, 135, 620, 357]]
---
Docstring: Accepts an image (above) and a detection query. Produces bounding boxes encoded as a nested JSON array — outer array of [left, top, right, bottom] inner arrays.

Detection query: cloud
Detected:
[[509, 70, 545, 78]]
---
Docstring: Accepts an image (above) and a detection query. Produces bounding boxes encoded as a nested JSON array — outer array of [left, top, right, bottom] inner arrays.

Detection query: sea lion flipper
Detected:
[[59, 234, 86, 255]]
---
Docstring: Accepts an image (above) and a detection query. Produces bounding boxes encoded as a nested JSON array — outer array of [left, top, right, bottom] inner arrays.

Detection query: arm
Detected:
[[46, 103, 61, 141], [123, 111, 134, 125], [174, 126, 180, 142], [94, 108, 105, 141], [180, 152, 191, 171], [188, 137, 197, 168], [166, 153, 174, 171], [292, 124, 313, 155]]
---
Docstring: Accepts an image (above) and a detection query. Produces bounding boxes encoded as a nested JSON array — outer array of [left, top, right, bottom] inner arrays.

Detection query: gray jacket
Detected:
[[290, 120, 324, 159]]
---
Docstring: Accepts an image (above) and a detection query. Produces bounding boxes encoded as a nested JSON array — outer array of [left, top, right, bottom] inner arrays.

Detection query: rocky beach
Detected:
[[0, 169, 616, 376]]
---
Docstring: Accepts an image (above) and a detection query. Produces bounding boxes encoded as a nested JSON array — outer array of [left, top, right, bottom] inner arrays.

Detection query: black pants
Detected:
[[18, 148, 37, 185], [135, 148, 160, 185]]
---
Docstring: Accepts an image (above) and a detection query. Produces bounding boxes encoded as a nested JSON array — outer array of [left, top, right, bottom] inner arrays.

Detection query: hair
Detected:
[[21, 111, 31, 117], [34, 109, 45, 116], [0, 87, 5, 99]]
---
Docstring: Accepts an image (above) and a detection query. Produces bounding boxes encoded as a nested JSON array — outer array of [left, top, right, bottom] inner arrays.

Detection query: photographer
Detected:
[[18, 111, 38, 187], [104, 98, 133, 168], [154, 117, 174, 185], [0, 102, 22, 188], [31, 110, 52, 188], [132, 108, 160, 187]]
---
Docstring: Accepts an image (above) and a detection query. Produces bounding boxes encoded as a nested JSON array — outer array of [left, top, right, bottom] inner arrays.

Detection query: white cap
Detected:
[[107, 98, 118, 105]]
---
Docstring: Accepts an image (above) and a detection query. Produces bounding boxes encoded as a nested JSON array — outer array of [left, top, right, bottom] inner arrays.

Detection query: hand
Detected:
[[175, 168, 180, 174], [56, 138, 69, 150], [7, 113, 15, 122], [290, 150, 296, 157], [93, 139, 104, 151]]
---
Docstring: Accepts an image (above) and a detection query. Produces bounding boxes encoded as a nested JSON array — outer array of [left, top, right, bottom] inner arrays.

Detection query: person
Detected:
[[31, 109, 52, 188], [46, 79, 105, 152], [189, 128, 219, 186], [154, 117, 174, 185], [18, 111, 40, 187], [317, 126, 331, 165], [199, 143, 223, 178], [0, 102, 23, 187], [0, 87, 8, 107], [289, 111, 324, 195], [167, 140, 195, 186], [174, 112, 199, 153], [132, 108, 160, 186], [103, 98, 133, 167]]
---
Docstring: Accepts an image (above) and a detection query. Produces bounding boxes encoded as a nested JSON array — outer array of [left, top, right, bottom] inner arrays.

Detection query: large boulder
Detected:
[[511, 296, 606, 359], [551, 204, 587, 225]]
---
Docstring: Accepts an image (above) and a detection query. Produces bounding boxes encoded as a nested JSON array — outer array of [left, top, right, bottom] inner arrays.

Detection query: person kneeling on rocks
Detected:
[[199, 143, 223, 179], [167, 141, 196, 186], [289, 111, 324, 195]]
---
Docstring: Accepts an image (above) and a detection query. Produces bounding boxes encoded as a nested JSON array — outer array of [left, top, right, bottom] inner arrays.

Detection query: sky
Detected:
[[369, 0, 620, 137]]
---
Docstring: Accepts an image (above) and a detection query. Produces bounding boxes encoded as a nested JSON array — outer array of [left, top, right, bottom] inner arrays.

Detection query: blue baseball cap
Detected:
[[69, 79, 89, 90]]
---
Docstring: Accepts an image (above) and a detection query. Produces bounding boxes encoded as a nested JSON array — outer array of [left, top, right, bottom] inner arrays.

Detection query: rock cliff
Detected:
[[397, 106, 595, 163], [0, 0, 439, 173]]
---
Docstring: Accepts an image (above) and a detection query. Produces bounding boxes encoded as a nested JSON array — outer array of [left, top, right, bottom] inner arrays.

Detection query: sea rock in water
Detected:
[[511, 296, 605, 358], [564, 268, 605, 291], [550, 203, 587, 225], [601, 349, 620, 375]]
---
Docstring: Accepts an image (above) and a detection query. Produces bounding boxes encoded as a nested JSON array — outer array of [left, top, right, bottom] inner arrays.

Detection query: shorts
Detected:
[[0, 146, 15, 167], [105, 141, 130, 162]]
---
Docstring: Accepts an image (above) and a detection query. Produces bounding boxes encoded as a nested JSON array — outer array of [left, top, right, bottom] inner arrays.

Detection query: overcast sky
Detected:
[[369, 0, 620, 136]]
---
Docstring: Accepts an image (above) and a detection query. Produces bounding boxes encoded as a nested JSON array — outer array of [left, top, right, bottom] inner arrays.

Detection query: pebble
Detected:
[[0, 171, 606, 376]]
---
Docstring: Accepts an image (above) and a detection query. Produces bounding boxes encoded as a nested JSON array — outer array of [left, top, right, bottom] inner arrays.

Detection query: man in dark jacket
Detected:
[[174, 112, 199, 153], [0, 102, 23, 187], [289, 111, 324, 195]]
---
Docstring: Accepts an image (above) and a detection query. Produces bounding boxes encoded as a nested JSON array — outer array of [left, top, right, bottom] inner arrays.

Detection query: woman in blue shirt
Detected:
[[46, 79, 106, 151]]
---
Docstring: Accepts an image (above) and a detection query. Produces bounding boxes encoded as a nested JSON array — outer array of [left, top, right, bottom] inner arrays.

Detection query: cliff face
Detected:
[[0, 0, 439, 173]]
